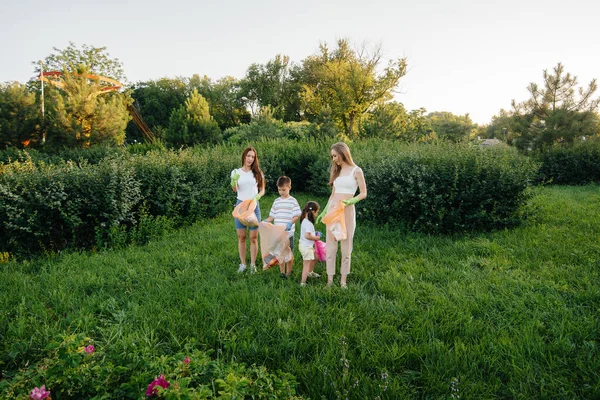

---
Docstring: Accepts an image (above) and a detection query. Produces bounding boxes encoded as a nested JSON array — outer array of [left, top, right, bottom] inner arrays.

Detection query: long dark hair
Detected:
[[241, 146, 264, 190], [300, 201, 320, 224]]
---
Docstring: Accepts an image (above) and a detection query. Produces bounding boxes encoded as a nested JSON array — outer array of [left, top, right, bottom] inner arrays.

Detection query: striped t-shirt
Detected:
[[269, 196, 301, 237]]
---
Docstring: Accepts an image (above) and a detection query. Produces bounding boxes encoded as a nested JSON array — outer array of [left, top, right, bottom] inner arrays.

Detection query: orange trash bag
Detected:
[[322, 201, 347, 241], [232, 199, 259, 227], [259, 222, 293, 270]]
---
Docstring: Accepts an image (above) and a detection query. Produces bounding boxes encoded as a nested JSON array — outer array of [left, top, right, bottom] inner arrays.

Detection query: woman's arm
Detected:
[[257, 172, 266, 198], [355, 168, 367, 201]]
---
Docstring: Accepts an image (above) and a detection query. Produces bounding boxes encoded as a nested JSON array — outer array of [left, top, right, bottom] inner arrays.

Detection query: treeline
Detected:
[[0, 41, 479, 150], [2, 42, 598, 152]]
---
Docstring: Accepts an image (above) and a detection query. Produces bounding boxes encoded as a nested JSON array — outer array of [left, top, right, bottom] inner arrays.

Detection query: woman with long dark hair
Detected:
[[231, 146, 265, 273]]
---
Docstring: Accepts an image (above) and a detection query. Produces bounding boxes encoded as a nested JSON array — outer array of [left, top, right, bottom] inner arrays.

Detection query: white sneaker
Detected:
[[250, 264, 257, 274], [237, 264, 246, 273], [308, 272, 321, 278]]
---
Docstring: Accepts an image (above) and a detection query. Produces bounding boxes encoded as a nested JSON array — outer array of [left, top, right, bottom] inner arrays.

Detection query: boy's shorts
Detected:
[[299, 243, 315, 261], [233, 199, 261, 231], [288, 235, 295, 252]]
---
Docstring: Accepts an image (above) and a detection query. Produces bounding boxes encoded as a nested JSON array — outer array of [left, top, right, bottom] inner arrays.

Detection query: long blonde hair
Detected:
[[328, 142, 355, 187]]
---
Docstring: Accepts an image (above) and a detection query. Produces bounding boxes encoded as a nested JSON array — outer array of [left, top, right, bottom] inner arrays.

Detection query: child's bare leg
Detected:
[[309, 259, 317, 273], [301, 260, 311, 284], [285, 257, 293, 276]]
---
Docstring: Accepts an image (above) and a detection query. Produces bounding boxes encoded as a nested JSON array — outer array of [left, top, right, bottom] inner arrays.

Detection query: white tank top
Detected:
[[232, 168, 258, 200], [333, 166, 359, 195]]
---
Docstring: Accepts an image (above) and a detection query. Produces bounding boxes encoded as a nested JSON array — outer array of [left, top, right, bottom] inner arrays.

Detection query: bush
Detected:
[[129, 148, 234, 222], [0, 139, 539, 257], [358, 142, 538, 233], [536, 140, 600, 185], [0, 157, 141, 256], [0, 333, 303, 399]]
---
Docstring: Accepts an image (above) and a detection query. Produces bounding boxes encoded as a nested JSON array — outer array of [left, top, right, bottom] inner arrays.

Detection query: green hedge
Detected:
[[536, 140, 600, 185], [0, 140, 538, 257], [0, 158, 141, 256], [355, 142, 539, 233]]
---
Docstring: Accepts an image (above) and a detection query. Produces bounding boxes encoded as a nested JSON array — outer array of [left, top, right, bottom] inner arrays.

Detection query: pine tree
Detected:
[[511, 63, 600, 150], [165, 89, 221, 147]]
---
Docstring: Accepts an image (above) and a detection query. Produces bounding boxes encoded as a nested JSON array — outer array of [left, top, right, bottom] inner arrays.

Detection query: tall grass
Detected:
[[1, 187, 600, 398]]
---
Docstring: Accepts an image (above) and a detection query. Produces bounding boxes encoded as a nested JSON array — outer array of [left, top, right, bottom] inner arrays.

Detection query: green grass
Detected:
[[1, 187, 600, 399]]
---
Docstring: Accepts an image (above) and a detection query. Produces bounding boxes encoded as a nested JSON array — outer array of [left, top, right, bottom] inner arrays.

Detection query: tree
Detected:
[[44, 67, 131, 148], [405, 108, 436, 143], [127, 77, 188, 141], [427, 111, 475, 143], [485, 109, 516, 142], [360, 101, 409, 139], [189, 74, 250, 130], [37, 42, 126, 82], [240, 55, 292, 120], [0, 82, 42, 148], [300, 39, 407, 138], [165, 89, 221, 147], [511, 63, 600, 151]]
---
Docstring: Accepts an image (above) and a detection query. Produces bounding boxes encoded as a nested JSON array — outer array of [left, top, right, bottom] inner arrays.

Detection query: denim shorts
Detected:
[[233, 199, 261, 231], [287, 234, 295, 252]]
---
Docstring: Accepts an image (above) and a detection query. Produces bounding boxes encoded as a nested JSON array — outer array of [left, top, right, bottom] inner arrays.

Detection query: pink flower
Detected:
[[183, 356, 190, 364], [84, 345, 95, 354], [146, 374, 170, 397], [30, 385, 50, 400]]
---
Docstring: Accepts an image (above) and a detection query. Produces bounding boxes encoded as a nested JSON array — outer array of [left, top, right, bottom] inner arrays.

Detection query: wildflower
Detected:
[[183, 356, 190, 364], [146, 374, 170, 397], [30, 385, 50, 400], [451, 377, 460, 399], [84, 345, 95, 354]]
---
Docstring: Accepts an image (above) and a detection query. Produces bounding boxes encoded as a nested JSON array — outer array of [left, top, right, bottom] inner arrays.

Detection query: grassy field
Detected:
[[1, 186, 599, 399]]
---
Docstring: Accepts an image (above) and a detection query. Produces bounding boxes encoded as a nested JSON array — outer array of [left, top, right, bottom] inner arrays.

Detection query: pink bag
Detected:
[[314, 239, 326, 262]]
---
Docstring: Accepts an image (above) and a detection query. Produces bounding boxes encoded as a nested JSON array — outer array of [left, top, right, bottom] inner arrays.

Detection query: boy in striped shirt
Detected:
[[263, 176, 301, 279]]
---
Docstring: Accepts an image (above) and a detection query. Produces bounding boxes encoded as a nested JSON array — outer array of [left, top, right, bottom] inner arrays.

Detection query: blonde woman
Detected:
[[316, 142, 367, 288]]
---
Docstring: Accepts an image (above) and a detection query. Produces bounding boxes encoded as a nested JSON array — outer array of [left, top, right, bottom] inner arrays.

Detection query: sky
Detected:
[[2, 0, 599, 125]]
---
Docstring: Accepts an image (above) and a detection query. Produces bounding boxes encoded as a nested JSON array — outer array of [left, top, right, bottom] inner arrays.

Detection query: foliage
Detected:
[[127, 77, 189, 141], [41, 66, 131, 148], [510, 63, 600, 151], [427, 111, 475, 143], [300, 39, 408, 138], [535, 139, 600, 185], [0, 157, 141, 256], [223, 109, 312, 144], [189, 74, 250, 130], [37, 42, 126, 82], [361, 101, 409, 139], [164, 89, 222, 148], [240, 54, 295, 120], [0, 82, 42, 149], [0, 333, 302, 399], [360, 103, 442, 143], [359, 142, 538, 233], [0, 139, 538, 257]]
